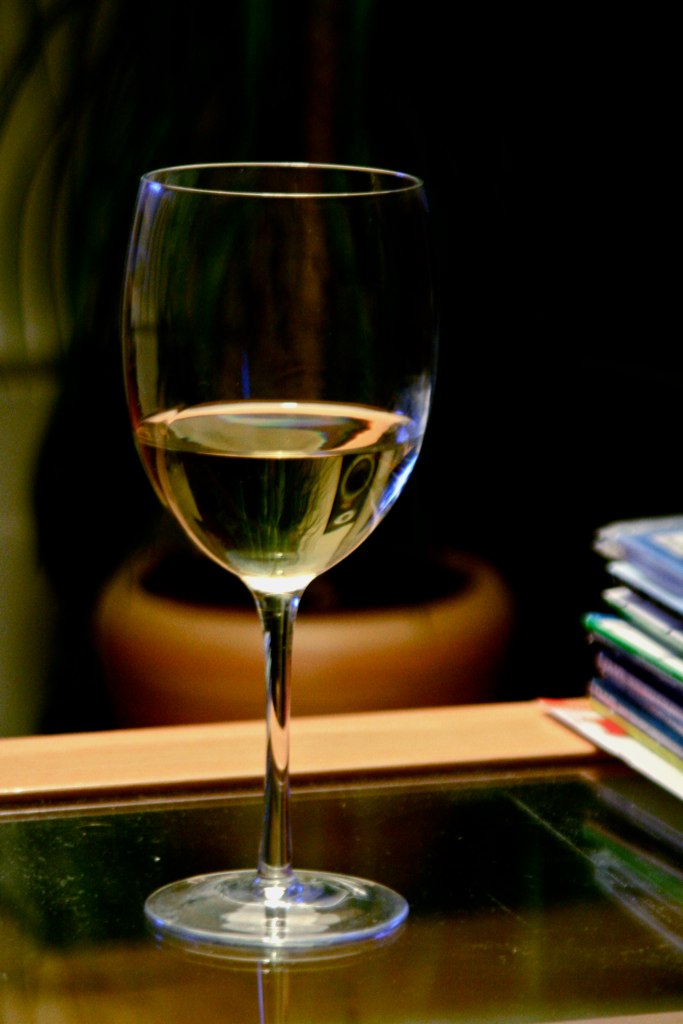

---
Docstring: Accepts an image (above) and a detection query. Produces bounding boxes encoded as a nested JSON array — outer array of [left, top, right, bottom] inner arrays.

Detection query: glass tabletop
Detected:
[[1, 762, 682, 1023]]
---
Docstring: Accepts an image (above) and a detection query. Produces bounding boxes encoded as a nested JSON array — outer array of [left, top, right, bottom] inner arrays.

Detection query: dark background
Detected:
[[16, 2, 676, 729]]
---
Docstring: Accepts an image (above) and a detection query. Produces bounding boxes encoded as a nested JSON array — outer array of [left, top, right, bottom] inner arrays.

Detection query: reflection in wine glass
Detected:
[[123, 162, 437, 952]]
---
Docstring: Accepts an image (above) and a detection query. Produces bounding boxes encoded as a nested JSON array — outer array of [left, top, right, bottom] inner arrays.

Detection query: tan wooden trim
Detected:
[[0, 699, 598, 802]]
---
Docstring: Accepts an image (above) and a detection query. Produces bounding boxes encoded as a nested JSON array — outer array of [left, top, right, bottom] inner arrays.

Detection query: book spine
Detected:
[[589, 678, 683, 765], [595, 650, 683, 733]]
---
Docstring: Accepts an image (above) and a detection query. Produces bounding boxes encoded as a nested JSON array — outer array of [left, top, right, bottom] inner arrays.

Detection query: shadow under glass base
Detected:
[[144, 868, 408, 953]]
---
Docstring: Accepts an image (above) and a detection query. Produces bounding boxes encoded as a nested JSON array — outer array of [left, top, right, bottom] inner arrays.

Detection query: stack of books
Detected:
[[583, 515, 683, 774], [545, 515, 683, 799]]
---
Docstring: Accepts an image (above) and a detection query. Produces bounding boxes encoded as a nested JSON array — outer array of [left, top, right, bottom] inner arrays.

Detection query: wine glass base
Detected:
[[144, 868, 408, 953]]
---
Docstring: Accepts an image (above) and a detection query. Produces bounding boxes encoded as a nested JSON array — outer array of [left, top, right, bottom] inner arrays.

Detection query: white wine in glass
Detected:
[[122, 162, 437, 953]]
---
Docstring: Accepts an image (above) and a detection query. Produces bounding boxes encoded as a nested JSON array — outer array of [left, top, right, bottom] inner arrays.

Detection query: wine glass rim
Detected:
[[140, 161, 424, 197]]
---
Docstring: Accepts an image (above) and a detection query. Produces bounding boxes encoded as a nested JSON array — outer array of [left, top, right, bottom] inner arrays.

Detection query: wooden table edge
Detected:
[[0, 698, 599, 803]]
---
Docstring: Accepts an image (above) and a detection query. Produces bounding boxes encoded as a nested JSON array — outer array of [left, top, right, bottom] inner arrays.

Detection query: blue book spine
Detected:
[[590, 673, 683, 764]]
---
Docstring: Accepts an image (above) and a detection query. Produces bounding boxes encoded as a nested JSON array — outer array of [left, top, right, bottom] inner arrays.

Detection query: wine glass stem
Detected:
[[253, 589, 303, 881]]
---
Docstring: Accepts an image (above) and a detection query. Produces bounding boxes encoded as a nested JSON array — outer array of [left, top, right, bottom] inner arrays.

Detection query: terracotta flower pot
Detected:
[[93, 546, 515, 727]]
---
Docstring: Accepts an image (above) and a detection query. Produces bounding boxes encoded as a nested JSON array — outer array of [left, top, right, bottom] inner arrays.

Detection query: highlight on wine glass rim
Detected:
[[141, 161, 425, 197]]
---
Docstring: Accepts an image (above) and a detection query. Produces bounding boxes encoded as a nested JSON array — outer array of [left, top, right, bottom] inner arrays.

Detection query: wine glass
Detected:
[[122, 162, 437, 953]]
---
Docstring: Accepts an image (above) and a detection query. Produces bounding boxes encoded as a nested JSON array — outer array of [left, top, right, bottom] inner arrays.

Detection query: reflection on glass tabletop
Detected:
[[1, 762, 683, 1023]]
